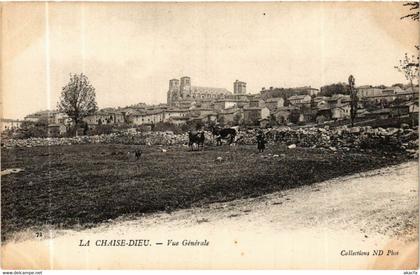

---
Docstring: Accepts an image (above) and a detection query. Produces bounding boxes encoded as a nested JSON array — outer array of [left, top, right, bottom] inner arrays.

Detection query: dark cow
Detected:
[[210, 126, 237, 146], [134, 149, 142, 160], [126, 149, 142, 161], [188, 131, 205, 151]]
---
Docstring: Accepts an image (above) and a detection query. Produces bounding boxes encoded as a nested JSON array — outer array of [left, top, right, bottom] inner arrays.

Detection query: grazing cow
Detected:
[[188, 131, 205, 151], [134, 149, 142, 160], [210, 126, 237, 146], [127, 149, 142, 161]]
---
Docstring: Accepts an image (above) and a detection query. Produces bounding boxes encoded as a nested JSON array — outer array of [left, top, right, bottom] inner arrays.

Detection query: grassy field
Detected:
[[1, 143, 410, 241]]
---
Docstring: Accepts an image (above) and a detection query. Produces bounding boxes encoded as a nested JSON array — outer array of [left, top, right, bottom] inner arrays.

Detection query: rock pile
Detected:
[[1, 131, 217, 148], [2, 126, 418, 156], [267, 126, 419, 154]]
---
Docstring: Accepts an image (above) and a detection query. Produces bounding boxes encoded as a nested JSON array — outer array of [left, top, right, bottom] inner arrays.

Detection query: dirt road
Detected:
[[2, 162, 418, 269]]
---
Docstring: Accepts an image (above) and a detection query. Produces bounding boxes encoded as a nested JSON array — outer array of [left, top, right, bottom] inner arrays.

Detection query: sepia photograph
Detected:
[[0, 1, 419, 270]]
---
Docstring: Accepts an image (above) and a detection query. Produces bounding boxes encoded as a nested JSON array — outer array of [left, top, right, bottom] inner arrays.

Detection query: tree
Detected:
[[391, 83, 405, 88], [18, 117, 49, 138], [319, 83, 350, 97], [394, 53, 419, 92], [397, 2, 419, 82], [348, 75, 358, 127], [401, 2, 419, 21], [289, 109, 301, 124], [57, 73, 98, 133]]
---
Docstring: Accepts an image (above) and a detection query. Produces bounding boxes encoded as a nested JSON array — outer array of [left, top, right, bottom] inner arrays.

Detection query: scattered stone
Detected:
[[1, 168, 23, 176], [1, 125, 418, 157]]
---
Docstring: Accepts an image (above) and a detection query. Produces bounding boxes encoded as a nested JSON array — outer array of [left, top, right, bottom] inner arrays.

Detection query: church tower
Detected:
[[167, 79, 180, 106], [234, 80, 247, 94], [179, 76, 192, 98]]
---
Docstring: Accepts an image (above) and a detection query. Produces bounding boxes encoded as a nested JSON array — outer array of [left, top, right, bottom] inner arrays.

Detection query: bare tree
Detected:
[[57, 73, 98, 133], [394, 53, 419, 92], [401, 2, 419, 21], [398, 2, 419, 79], [348, 75, 358, 127]]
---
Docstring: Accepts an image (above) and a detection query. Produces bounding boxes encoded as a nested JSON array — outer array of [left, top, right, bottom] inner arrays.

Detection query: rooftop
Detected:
[[191, 86, 231, 95], [289, 95, 310, 100]]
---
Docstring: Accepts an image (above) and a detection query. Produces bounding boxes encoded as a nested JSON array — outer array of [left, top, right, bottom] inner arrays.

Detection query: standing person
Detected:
[[256, 130, 266, 153]]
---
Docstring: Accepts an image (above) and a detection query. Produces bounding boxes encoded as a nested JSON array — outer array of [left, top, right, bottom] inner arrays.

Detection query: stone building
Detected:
[[233, 80, 247, 94], [288, 95, 311, 106], [167, 76, 232, 107], [243, 106, 270, 125], [264, 97, 285, 112], [357, 86, 383, 98], [1, 119, 22, 132]]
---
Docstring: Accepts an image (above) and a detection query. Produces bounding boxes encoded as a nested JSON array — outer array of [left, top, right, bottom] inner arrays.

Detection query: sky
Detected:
[[1, 2, 419, 119]]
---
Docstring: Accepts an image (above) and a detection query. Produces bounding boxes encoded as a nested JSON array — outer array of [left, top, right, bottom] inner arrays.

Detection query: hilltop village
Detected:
[[2, 76, 419, 137]]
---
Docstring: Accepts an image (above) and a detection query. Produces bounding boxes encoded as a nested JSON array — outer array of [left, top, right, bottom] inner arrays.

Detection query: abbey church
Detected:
[[167, 76, 247, 107]]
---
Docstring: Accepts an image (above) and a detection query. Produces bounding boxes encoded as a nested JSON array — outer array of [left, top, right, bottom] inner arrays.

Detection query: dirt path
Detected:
[[2, 162, 418, 269]]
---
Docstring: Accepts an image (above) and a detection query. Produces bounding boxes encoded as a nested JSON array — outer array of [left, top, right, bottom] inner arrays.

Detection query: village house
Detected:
[[296, 107, 316, 124], [190, 111, 219, 125], [217, 107, 241, 126], [403, 86, 419, 95], [167, 116, 189, 125], [129, 110, 165, 125], [330, 94, 351, 104], [389, 101, 419, 118], [376, 86, 403, 101], [360, 86, 410, 104], [272, 106, 298, 125], [213, 98, 248, 110], [1, 119, 22, 132], [315, 107, 333, 124], [48, 124, 67, 137], [357, 86, 383, 98], [47, 124, 67, 137], [364, 108, 391, 120], [395, 87, 419, 101], [264, 97, 285, 112], [83, 110, 125, 127], [162, 108, 190, 122], [188, 108, 215, 119], [193, 99, 214, 109], [313, 96, 330, 108], [243, 106, 270, 125], [247, 98, 265, 108], [331, 104, 351, 120], [288, 95, 311, 106], [45, 111, 72, 127], [380, 89, 397, 102], [119, 107, 146, 116]]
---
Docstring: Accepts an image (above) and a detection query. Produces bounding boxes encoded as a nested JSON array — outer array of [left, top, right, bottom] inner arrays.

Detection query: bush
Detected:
[[152, 122, 183, 134], [88, 125, 113, 135], [17, 120, 48, 138]]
